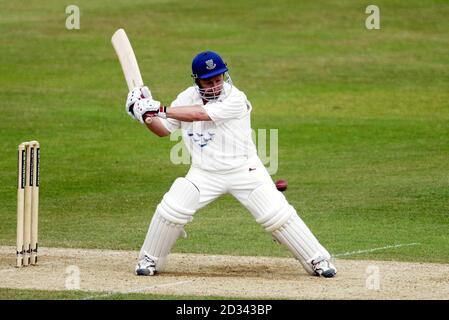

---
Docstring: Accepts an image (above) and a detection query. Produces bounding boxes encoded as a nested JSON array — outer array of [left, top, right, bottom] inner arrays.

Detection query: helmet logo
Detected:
[[205, 59, 216, 70]]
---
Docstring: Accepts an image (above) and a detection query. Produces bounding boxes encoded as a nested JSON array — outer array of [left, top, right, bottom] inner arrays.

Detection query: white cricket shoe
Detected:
[[135, 255, 157, 276], [311, 256, 337, 278]]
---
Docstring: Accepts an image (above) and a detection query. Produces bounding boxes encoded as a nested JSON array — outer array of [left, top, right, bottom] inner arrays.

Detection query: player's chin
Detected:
[[205, 90, 222, 99]]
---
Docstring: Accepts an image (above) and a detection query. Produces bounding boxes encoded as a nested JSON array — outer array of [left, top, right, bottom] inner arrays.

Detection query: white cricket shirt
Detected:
[[160, 84, 257, 172]]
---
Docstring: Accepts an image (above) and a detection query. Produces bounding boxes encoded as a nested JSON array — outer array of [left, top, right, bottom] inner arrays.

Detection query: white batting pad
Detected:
[[139, 178, 199, 270], [247, 184, 330, 275]]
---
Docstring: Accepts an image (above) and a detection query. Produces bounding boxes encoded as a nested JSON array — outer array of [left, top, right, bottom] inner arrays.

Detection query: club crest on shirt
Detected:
[[205, 59, 216, 70], [187, 131, 215, 148]]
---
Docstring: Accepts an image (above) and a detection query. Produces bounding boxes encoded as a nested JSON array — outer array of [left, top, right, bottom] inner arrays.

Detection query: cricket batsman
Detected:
[[125, 51, 337, 278]]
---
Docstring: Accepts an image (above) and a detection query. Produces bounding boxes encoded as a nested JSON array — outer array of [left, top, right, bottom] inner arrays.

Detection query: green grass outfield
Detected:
[[0, 288, 242, 300], [1, 0, 448, 299]]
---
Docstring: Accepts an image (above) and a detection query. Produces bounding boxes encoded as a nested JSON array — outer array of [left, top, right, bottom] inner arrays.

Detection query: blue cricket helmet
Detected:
[[191, 51, 228, 80]]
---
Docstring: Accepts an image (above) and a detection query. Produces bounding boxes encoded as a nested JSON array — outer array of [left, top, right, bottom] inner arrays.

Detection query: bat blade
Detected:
[[111, 28, 144, 90]]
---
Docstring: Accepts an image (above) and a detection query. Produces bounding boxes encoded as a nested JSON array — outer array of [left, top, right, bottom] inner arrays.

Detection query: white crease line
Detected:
[[0, 268, 17, 274], [81, 279, 196, 300], [0, 262, 53, 273], [0, 261, 56, 273], [332, 243, 421, 258]]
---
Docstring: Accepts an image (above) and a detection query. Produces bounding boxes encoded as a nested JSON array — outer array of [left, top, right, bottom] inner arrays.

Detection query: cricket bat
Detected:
[[112, 28, 155, 122], [111, 28, 144, 91]]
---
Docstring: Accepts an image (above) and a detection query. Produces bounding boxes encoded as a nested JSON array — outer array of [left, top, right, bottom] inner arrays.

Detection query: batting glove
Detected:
[[138, 86, 167, 120], [125, 87, 143, 121], [133, 98, 168, 123]]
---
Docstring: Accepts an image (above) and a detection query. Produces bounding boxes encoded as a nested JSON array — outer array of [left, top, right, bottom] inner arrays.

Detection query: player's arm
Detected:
[[138, 102, 211, 123], [125, 88, 209, 138], [125, 88, 171, 137], [143, 117, 171, 137], [141, 105, 209, 137], [165, 105, 210, 122]]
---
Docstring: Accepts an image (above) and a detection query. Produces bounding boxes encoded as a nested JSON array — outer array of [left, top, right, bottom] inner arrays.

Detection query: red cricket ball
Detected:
[[275, 179, 288, 192]]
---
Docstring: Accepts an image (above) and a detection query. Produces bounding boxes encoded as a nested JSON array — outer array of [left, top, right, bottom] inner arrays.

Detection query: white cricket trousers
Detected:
[[185, 155, 275, 211]]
